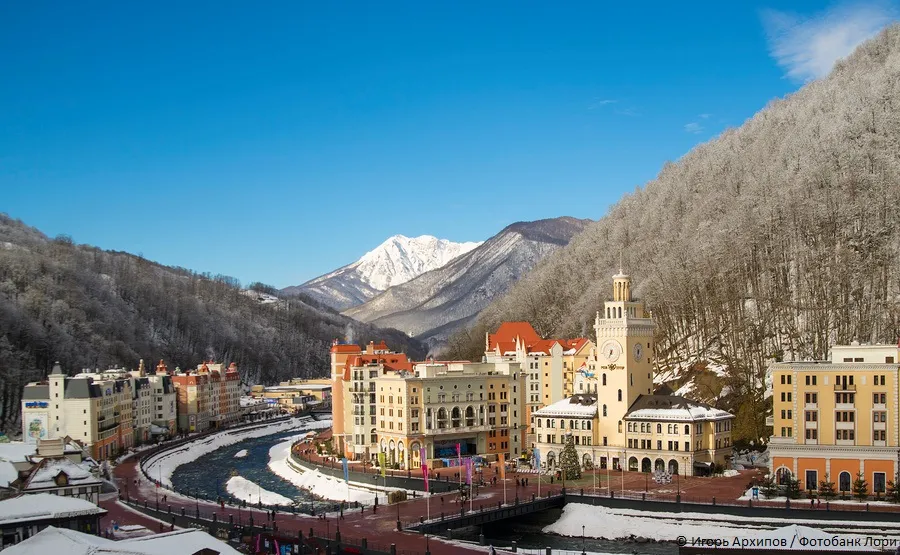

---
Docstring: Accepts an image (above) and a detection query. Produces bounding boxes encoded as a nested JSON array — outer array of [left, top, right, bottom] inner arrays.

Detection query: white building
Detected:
[[3, 524, 242, 554]]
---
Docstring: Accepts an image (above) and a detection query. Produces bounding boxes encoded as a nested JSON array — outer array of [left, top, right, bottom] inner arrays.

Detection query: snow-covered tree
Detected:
[[559, 434, 581, 481]]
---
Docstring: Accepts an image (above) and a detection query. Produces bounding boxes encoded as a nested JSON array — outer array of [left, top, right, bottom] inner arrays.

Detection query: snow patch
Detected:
[[225, 476, 293, 506], [234, 449, 248, 459], [267, 436, 390, 504]]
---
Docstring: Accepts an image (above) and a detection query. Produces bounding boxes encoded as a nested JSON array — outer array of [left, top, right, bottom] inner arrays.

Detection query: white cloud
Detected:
[[699, 113, 712, 119], [588, 98, 618, 109], [762, 1, 898, 82], [684, 122, 704, 134]]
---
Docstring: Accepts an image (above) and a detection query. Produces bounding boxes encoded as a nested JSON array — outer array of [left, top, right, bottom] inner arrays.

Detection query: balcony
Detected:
[[804, 421, 817, 429], [834, 384, 856, 392], [835, 403, 855, 410], [423, 424, 493, 436], [875, 421, 887, 431], [835, 421, 855, 430], [804, 402, 818, 409]]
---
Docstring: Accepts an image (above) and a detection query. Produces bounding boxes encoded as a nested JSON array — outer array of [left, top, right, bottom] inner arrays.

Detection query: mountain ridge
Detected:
[[344, 216, 590, 350], [282, 234, 481, 310]]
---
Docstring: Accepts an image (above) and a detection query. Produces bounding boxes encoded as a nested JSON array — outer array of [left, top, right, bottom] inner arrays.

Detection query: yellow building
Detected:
[[769, 342, 900, 494], [373, 360, 526, 469]]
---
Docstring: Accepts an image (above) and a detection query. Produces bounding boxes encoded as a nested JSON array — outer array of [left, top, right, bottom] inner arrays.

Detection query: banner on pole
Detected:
[[420, 447, 427, 468], [422, 463, 429, 492], [456, 443, 461, 468], [465, 457, 473, 485], [533, 447, 541, 470], [342, 457, 349, 483], [498, 452, 506, 480], [378, 452, 386, 478]]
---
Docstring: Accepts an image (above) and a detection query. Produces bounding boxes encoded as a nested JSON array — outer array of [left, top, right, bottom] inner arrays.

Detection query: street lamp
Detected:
[[582, 524, 586, 555]]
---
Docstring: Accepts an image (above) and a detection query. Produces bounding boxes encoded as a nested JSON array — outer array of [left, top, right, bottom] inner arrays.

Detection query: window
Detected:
[[656, 440, 662, 450], [805, 429, 817, 440], [657, 423, 662, 433], [839, 472, 852, 492], [684, 425, 690, 435], [617, 389, 622, 402], [602, 404, 607, 417], [805, 470, 817, 491], [875, 472, 886, 493], [602, 374, 607, 386], [805, 411, 816, 422]]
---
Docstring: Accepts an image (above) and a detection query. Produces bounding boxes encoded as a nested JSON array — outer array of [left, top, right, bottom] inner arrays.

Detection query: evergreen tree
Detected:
[[784, 477, 801, 500], [887, 474, 900, 503], [559, 434, 582, 481], [852, 472, 869, 502], [818, 475, 837, 500], [760, 475, 779, 499]]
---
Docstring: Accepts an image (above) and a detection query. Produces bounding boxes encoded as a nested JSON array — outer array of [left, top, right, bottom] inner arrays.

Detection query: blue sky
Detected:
[[2, 1, 897, 287]]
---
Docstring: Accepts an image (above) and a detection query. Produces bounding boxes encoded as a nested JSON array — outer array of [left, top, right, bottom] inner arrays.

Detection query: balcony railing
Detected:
[[834, 383, 857, 391]]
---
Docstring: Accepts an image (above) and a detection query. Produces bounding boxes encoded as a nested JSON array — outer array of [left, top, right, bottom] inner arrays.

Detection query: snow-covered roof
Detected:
[[624, 394, 732, 422], [22, 457, 100, 491], [0, 494, 105, 525], [3, 525, 242, 554], [533, 395, 597, 418], [264, 384, 330, 391], [0, 442, 37, 463]]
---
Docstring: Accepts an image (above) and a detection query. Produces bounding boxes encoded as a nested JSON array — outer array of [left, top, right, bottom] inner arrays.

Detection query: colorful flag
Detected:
[[456, 443, 461, 468], [465, 457, 473, 485], [420, 447, 427, 468], [533, 447, 541, 470], [378, 452, 386, 478], [422, 463, 429, 492], [342, 457, 349, 483], [498, 452, 506, 480]]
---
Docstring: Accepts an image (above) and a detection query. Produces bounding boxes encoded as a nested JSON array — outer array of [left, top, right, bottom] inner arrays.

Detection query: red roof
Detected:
[[342, 353, 414, 377], [331, 344, 362, 354], [488, 322, 541, 351]]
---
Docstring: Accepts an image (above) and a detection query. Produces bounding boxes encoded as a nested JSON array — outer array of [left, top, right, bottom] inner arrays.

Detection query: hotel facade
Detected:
[[769, 343, 900, 494]]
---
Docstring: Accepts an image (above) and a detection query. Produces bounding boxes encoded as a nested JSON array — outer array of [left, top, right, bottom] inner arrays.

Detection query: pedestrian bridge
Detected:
[[407, 493, 566, 535]]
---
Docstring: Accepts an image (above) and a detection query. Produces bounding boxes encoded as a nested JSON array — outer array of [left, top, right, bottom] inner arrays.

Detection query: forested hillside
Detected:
[[0, 215, 425, 431], [445, 26, 900, 443]]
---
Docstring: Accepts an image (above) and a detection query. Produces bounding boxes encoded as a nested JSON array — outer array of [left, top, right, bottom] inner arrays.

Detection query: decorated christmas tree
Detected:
[[559, 434, 582, 481]]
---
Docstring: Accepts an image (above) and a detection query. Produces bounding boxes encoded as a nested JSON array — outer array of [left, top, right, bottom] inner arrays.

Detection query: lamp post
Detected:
[[582, 524, 586, 555]]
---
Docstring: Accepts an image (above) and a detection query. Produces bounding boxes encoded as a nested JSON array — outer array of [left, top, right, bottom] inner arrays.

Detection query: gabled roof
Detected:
[[3, 525, 242, 554], [533, 394, 598, 418], [18, 457, 100, 491], [330, 343, 362, 354], [624, 394, 733, 422], [487, 322, 541, 351]]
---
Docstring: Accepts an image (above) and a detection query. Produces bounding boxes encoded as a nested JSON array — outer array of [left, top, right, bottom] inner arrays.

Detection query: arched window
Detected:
[[657, 423, 662, 433], [546, 418, 551, 429], [602, 374, 607, 386], [437, 408, 447, 429], [839, 471, 852, 492], [465, 406, 475, 427], [667, 424, 673, 434], [602, 404, 607, 417], [618, 389, 622, 402], [451, 407, 461, 427], [684, 425, 690, 435]]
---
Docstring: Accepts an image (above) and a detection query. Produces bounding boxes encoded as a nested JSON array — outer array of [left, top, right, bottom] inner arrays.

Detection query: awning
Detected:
[[693, 461, 712, 467]]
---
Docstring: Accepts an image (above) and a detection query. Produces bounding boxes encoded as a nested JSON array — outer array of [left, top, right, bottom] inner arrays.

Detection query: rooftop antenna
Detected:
[[618, 250, 624, 274]]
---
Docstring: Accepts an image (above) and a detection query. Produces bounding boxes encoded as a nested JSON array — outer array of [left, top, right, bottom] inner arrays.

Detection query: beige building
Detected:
[[769, 342, 900, 494], [623, 395, 733, 475], [373, 360, 526, 469], [22, 364, 135, 461]]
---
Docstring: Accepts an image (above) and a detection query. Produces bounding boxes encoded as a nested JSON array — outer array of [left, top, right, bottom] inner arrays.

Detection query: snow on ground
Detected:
[[544, 503, 900, 546], [267, 436, 390, 504], [723, 469, 739, 477], [225, 476, 293, 506], [143, 417, 331, 488], [731, 448, 769, 469], [673, 381, 695, 397], [234, 449, 248, 458]]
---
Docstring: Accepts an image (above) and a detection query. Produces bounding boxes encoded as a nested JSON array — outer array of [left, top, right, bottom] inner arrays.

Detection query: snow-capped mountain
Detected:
[[343, 217, 590, 349], [281, 235, 481, 310]]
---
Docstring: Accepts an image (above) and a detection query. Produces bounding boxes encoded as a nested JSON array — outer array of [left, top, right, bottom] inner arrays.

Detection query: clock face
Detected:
[[601, 340, 622, 363], [633, 343, 644, 362]]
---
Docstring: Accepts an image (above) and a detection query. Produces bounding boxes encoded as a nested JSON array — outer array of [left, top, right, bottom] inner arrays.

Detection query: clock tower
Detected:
[[593, 269, 656, 453]]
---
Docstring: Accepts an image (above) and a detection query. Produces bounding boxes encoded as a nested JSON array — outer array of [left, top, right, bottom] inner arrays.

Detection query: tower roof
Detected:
[[50, 362, 64, 376]]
